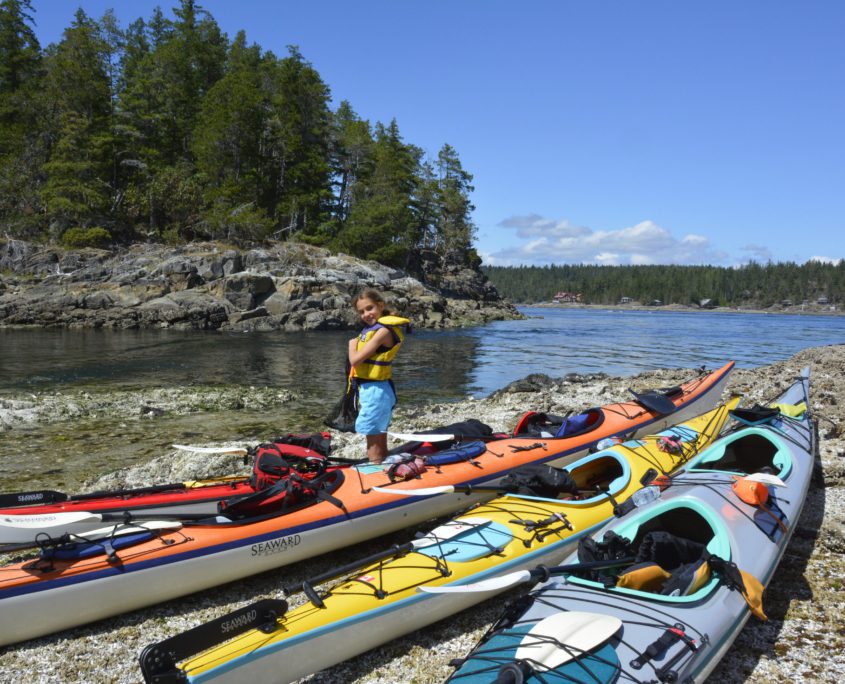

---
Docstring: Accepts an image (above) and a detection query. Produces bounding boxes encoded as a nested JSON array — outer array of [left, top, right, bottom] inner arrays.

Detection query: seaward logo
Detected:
[[250, 534, 302, 557]]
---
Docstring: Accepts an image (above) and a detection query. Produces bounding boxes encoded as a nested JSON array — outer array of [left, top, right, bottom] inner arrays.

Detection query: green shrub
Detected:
[[61, 226, 112, 249]]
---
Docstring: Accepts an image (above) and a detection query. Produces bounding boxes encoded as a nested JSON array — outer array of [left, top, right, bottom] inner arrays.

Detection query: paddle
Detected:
[[172, 444, 249, 455], [371, 484, 505, 497], [513, 611, 623, 670], [139, 598, 287, 682], [0, 489, 68, 508], [0, 519, 184, 553], [628, 389, 677, 415], [387, 432, 457, 442], [418, 557, 635, 594], [744, 472, 786, 487], [172, 443, 368, 467], [0, 510, 227, 546], [0, 477, 255, 512]]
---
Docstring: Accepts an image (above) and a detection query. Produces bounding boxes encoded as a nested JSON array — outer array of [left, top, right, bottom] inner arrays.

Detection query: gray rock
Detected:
[[0, 239, 521, 331]]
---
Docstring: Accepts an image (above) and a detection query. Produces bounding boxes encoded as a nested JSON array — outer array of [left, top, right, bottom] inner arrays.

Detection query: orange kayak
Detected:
[[0, 362, 733, 646]]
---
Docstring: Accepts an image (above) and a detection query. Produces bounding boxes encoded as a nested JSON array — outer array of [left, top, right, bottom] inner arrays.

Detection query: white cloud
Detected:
[[489, 215, 728, 266], [807, 255, 842, 265]]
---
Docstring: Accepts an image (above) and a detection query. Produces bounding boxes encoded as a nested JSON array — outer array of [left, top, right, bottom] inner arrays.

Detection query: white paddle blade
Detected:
[[418, 569, 532, 594], [172, 444, 249, 455], [76, 520, 182, 542], [515, 611, 623, 671], [371, 485, 456, 497], [387, 432, 455, 442], [0, 511, 103, 545], [745, 472, 787, 488]]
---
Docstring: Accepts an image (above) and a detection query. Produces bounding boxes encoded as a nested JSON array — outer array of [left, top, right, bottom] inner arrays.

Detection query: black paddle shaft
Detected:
[[139, 598, 287, 683], [0, 489, 68, 507]]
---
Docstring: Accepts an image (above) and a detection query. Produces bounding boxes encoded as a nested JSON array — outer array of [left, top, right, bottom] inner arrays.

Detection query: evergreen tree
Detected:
[[193, 30, 272, 240], [433, 143, 476, 253], [325, 100, 373, 237], [0, 0, 40, 153], [263, 46, 332, 239], [0, 0, 43, 232], [121, 0, 226, 169], [40, 9, 114, 234], [337, 119, 420, 266]]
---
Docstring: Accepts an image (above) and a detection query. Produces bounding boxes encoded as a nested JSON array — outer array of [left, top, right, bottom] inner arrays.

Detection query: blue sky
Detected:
[[30, 1, 845, 267]]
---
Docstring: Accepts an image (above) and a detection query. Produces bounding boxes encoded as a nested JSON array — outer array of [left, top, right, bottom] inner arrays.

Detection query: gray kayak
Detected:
[[447, 366, 814, 684]]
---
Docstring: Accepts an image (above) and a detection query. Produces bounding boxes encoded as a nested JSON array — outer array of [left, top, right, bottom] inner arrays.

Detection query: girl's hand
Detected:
[[349, 326, 393, 366]]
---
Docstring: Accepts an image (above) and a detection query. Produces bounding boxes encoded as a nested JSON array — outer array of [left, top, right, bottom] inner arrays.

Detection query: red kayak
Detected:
[[0, 435, 342, 523]]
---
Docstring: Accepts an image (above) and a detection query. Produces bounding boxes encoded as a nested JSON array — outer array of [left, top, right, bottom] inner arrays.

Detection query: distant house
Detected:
[[553, 291, 582, 303], [619, 296, 633, 304], [699, 298, 716, 309], [781, 299, 792, 306], [650, 299, 663, 306], [817, 296, 829, 305]]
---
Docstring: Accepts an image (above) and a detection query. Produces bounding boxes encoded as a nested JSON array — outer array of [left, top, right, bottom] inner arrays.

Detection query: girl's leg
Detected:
[[366, 433, 388, 464]]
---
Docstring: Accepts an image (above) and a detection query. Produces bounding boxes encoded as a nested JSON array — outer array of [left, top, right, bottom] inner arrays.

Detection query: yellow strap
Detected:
[[739, 569, 768, 620]]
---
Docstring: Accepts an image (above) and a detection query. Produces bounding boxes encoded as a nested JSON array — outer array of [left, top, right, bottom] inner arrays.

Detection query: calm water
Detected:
[[2, 307, 845, 401]]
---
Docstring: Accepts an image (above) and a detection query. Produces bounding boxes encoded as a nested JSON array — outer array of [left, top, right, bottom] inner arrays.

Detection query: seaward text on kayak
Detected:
[[251, 534, 302, 557]]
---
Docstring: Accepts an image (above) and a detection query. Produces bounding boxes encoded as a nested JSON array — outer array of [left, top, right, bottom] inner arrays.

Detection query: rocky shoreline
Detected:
[[531, 301, 844, 317], [0, 239, 520, 331], [1, 344, 843, 683]]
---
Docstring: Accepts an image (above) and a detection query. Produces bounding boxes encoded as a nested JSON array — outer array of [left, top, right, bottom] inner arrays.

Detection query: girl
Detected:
[[348, 289, 410, 463]]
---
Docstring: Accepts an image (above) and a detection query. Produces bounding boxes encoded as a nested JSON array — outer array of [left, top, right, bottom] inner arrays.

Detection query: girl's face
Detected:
[[356, 297, 384, 327]]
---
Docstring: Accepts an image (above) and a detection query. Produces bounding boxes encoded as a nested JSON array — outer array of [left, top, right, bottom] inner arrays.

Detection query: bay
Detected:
[[1, 307, 843, 492], [5, 307, 844, 398]]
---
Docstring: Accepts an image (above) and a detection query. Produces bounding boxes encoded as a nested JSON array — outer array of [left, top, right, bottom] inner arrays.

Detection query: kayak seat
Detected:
[[513, 411, 570, 438], [556, 409, 605, 438], [694, 431, 790, 477], [616, 557, 711, 597], [568, 453, 629, 501]]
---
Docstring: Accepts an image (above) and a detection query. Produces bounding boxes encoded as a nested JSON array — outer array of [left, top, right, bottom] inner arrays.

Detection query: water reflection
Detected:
[[0, 327, 483, 406]]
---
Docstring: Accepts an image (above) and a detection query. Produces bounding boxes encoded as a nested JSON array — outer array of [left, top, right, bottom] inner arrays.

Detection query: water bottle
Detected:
[[631, 485, 661, 508]]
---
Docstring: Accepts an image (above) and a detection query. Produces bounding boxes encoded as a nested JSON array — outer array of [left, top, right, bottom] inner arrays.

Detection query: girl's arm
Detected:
[[348, 326, 394, 367]]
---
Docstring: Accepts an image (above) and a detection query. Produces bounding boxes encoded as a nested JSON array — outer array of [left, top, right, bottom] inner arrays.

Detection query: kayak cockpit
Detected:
[[564, 499, 730, 603], [514, 408, 606, 439], [505, 451, 630, 505], [687, 428, 793, 480]]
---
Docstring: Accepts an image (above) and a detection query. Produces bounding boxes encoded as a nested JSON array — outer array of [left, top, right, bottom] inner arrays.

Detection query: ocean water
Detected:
[[2, 307, 844, 401]]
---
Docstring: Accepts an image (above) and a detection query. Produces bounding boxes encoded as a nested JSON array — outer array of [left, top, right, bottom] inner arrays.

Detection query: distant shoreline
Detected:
[[524, 301, 843, 316]]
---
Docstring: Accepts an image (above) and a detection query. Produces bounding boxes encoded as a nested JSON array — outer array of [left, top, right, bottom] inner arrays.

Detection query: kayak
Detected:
[[445, 367, 813, 683], [0, 362, 733, 646], [137, 397, 739, 684]]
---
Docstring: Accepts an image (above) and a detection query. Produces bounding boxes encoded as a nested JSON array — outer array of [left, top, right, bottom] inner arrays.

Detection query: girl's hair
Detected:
[[353, 288, 392, 315]]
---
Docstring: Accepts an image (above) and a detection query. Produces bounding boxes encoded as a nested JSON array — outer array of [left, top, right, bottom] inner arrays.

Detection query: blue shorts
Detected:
[[355, 381, 396, 435]]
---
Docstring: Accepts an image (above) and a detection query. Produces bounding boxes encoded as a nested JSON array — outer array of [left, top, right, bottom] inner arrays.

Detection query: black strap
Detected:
[[630, 627, 684, 669]]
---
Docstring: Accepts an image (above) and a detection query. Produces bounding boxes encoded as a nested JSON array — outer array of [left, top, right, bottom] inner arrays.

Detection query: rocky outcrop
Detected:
[[0, 239, 521, 330]]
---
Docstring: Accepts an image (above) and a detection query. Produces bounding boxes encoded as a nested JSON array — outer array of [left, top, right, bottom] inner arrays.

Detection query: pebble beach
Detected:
[[1, 344, 843, 683]]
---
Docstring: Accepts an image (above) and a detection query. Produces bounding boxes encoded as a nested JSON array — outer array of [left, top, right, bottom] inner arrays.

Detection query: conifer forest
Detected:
[[0, 0, 477, 268]]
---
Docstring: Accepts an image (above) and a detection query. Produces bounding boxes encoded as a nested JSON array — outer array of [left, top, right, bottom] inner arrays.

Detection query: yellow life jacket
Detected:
[[352, 315, 410, 381]]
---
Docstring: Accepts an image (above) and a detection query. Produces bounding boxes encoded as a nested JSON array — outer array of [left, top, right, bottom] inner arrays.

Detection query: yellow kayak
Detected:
[[139, 396, 739, 684]]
